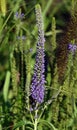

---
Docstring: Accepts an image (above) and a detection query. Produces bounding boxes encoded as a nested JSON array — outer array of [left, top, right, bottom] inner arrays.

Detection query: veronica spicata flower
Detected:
[[30, 5, 45, 104]]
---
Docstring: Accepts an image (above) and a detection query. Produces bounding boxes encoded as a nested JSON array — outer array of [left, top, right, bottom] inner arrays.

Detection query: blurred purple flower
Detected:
[[30, 107, 33, 112], [68, 44, 77, 52], [17, 35, 26, 40], [14, 12, 19, 18], [24, 48, 33, 54], [30, 5, 45, 104], [14, 12, 25, 19]]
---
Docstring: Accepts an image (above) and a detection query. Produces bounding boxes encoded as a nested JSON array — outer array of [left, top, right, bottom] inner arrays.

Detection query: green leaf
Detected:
[[13, 120, 33, 130], [39, 119, 58, 130], [3, 71, 10, 102]]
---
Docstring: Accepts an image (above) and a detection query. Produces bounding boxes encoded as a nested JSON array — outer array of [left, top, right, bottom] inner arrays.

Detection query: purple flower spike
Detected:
[[30, 5, 45, 104], [68, 43, 77, 52]]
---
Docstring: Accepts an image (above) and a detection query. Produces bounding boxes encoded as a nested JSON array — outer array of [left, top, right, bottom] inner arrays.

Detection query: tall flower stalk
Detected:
[[30, 4, 45, 130], [30, 4, 45, 104]]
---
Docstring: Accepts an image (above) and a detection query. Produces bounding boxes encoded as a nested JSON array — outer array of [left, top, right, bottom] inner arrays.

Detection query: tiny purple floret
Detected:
[[68, 43, 77, 52], [14, 12, 24, 19]]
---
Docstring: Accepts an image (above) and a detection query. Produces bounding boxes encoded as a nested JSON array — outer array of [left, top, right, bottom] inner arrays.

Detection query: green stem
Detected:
[[43, 0, 53, 18], [25, 40, 31, 109], [0, 11, 13, 34], [34, 109, 38, 130], [30, 111, 34, 124], [22, 116, 25, 130]]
